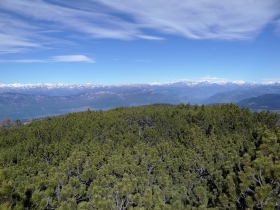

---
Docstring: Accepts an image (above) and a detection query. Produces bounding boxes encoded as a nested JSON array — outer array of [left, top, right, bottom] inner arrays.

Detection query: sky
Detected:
[[1, 0, 280, 85]]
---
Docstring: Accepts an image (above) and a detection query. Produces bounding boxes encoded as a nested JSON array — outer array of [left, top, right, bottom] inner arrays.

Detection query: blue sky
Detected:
[[1, 0, 280, 85]]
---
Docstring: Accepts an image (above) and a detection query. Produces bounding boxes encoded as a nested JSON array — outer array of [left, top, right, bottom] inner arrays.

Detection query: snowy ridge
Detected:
[[149, 81, 278, 86], [0, 83, 102, 88], [1, 81, 280, 120], [0, 81, 279, 90]]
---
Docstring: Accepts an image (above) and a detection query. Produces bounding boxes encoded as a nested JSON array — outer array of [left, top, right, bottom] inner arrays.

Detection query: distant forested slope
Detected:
[[203, 85, 280, 104], [0, 104, 280, 209], [236, 94, 280, 110]]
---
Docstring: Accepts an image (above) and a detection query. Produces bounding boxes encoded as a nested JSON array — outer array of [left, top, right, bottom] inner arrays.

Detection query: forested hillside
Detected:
[[0, 104, 280, 209]]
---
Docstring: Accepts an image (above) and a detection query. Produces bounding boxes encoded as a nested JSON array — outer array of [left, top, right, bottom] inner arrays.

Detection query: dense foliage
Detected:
[[0, 104, 279, 209]]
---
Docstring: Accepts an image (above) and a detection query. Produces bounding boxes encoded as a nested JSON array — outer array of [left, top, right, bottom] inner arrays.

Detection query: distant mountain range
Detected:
[[0, 81, 268, 97], [0, 90, 178, 120], [1, 81, 280, 120], [236, 94, 280, 110], [202, 85, 280, 104]]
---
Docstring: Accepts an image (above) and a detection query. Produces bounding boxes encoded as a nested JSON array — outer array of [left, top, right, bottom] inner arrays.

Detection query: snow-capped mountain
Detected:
[[1, 81, 280, 120], [0, 81, 269, 95]]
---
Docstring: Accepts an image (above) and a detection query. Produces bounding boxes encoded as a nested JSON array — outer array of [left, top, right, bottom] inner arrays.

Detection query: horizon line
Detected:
[[1, 80, 280, 87]]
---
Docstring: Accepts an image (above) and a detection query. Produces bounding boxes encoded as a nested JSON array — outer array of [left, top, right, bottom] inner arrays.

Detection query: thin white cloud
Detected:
[[52, 55, 95, 63], [169, 76, 229, 83], [137, 35, 165, 40], [100, 0, 280, 40], [196, 75, 228, 83], [0, 0, 280, 54], [0, 55, 95, 63], [0, 59, 46, 63], [15, 59, 47, 63], [261, 78, 280, 82], [0, 13, 41, 53], [0, 12, 75, 53]]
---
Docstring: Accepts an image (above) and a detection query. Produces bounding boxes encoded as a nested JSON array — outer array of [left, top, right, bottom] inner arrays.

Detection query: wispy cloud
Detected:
[[197, 75, 228, 83], [0, 12, 75, 54], [137, 35, 165, 40], [100, 0, 280, 40], [170, 76, 229, 83], [0, 55, 95, 63], [1, 0, 280, 53], [261, 78, 280, 82], [0, 59, 45, 63], [0, 13, 41, 53], [52, 55, 95, 63]]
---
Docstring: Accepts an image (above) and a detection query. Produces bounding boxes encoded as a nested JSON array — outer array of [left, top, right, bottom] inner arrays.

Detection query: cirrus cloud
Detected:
[[0, 55, 95, 63], [100, 0, 280, 40], [52, 55, 95, 63], [0, 0, 280, 54]]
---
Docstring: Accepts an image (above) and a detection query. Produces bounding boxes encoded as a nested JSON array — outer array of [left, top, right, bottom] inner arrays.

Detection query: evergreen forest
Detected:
[[0, 104, 280, 209]]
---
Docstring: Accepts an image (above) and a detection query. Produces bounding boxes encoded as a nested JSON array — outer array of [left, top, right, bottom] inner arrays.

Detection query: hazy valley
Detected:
[[1, 82, 280, 120]]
